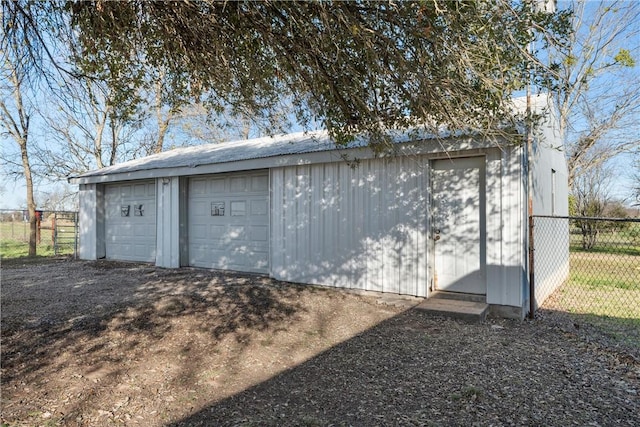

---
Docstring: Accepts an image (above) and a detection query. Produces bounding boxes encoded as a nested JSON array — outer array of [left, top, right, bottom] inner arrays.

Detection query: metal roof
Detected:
[[69, 128, 417, 180], [69, 94, 550, 182]]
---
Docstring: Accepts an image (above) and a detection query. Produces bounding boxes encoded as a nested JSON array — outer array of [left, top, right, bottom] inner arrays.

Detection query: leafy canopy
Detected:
[[4, 1, 572, 148]]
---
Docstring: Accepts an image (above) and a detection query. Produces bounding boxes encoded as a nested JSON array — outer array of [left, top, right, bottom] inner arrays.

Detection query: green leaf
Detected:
[[613, 49, 635, 67]]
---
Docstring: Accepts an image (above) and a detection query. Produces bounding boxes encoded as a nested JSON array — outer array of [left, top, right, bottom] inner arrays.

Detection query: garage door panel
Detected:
[[210, 178, 226, 192], [250, 241, 269, 252], [230, 177, 246, 191], [133, 224, 154, 237], [120, 185, 132, 197], [191, 178, 208, 194], [189, 248, 268, 270], [228, 200, 246, 216], [114, 244, 131, 257], [191, 201, 208, 217], [251, 175, 269, 191], [105, 194, 119, 204], [224, 225, 246, 241], [191, 239, 267, 253], [105, 180, 156, 263], [190, 231, 208, 242], [209, 225, 225, 238], [134, 244, 150, 257], [250, 200, 268, 216], [250, 226, 268, 241], [133, 184, 146, 196], [188, 171, 269, 273]]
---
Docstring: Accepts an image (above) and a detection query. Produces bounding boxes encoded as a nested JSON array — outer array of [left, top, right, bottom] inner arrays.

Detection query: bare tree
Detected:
[[151, 77, 175, 154], [572, 163, 613, 249], [37, 76, 147, 179], [133, 68, 189, 156], [1, 63, 38, 255], [550, 1, 640, 186], [0, 5, 45, 256], [170, 103, 238, 146], [37, 185, 78, 211]]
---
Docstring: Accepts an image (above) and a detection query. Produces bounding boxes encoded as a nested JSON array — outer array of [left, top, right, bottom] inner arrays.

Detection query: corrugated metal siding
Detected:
[[486, 146, 525, 307], [271, 156, 430, 296], [271, 149, 528, 306], [531, 114, 570, 308], [77, 183, 106, 260]]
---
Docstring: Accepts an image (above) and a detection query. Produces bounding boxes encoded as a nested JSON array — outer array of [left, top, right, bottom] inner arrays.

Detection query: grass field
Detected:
[[0, 221, 77, 259], [545, 247, 640, 348], [569, 225, 640, 256], [554, 252, 640, 317]]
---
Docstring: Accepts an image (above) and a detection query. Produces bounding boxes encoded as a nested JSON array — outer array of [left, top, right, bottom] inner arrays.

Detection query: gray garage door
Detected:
[[104, 181, 156, 262], [188, 171, 269, 273]]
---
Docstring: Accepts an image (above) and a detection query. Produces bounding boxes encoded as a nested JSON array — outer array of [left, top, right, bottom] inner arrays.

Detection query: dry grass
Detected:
[[543, 251, 640, 349]]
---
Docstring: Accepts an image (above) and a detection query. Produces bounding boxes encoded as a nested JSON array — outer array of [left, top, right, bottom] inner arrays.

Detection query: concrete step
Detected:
[[415, 297, 489, 323], [430, 290, 486, 303]]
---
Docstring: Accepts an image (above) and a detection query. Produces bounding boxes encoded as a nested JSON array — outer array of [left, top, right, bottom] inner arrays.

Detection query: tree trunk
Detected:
[[1, 30, 38, 256], [154, 116, 169, 154], [94, 108, 108, 168], [580, 221, 598, 250], [153, 79, 171, 154], [109, 120, 118, 166], [19, 134, 37, 256]]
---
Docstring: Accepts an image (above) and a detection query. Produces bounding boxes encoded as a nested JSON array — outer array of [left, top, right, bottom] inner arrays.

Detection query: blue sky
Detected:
[[1, 1, 639, 211]]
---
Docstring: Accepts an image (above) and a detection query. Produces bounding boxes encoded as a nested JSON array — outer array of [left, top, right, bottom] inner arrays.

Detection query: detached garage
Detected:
[[70, 95, 569, 319]]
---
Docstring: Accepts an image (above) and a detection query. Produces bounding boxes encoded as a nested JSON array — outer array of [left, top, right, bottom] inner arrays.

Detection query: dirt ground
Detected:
[[1, 258, 639, 426]]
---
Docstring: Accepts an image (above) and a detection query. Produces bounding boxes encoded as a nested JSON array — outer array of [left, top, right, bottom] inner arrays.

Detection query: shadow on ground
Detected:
[[1, 259, 309, 385], [1, 259, 638, 426], [169, 309, 640, 427], [2, 259, 399, 425]]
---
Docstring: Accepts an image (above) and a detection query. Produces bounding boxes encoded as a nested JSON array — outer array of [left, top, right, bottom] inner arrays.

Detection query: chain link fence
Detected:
[[0, 209, 79, 258], [532, 215, 639, 347]]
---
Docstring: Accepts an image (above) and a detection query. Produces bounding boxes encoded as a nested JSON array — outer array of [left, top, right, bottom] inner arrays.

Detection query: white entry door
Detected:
[[432, 157, 486, 294]]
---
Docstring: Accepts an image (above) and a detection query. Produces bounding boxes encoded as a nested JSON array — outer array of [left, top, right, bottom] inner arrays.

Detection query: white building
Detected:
[[70, 95, 569, 318]]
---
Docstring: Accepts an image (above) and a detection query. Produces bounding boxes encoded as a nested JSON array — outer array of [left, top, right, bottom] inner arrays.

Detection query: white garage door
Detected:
[[188, 171, 269, 273], [104, 181, 156, 262]]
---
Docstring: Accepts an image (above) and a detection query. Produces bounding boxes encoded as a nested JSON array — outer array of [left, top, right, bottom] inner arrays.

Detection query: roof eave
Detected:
[[69, 134, 506, 185]]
